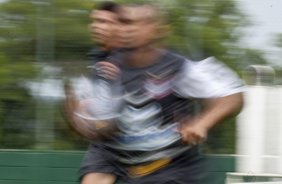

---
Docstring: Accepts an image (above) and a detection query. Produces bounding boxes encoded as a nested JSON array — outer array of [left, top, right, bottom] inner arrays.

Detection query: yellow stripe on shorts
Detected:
[[127, 158, 171, 177]]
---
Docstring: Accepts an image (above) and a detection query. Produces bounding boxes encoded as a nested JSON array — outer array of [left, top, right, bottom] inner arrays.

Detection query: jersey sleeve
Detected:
[[72, 76, 121, 120], [173, 57, 245, 98]]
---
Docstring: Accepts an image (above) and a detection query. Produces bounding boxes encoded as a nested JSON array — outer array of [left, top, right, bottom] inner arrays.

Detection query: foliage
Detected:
[[274, 33, 282, 48], [0, 0, 97, 150], [273, 33, 282, 84], [0, 0, 93, 61], [165, 0, 268, 70], [0, 53, 36, 148]]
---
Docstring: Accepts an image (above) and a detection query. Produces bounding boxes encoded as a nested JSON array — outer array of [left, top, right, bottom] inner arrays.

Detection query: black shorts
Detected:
[[79, 143, 207, 184]]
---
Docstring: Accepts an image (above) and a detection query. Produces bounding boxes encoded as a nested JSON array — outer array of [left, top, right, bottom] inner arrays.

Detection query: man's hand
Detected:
[[95, 61, 120, 80], [63, 82, 109, 140], [179, 118, 208, 145], [179, 93, 244, 145]]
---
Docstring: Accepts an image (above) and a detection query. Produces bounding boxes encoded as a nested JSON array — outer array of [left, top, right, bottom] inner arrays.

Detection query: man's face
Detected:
[[89, 10, 120, 48], [118, 6, 160, 49]]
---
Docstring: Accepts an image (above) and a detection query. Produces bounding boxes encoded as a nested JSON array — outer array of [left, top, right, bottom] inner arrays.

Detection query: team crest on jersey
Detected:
[[144, 74, 174, 99]]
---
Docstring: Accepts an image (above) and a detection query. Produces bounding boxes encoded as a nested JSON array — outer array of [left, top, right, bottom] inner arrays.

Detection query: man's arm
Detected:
[[63, 82, 113, 140], [174, 57, 245, 145], [180, 92, 244, 145]]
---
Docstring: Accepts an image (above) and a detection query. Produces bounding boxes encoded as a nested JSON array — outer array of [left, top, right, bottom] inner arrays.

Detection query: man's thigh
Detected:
[[82, 173, 116, 184], [79, 144, 125, 183]]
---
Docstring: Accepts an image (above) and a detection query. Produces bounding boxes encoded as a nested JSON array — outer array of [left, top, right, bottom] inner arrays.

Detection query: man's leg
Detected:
[[81, 173, 116, 184], [79, 144, 121, 184]]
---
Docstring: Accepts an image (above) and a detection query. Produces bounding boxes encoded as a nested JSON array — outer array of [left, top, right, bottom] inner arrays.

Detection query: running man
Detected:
[[66, 3, 244, 184]]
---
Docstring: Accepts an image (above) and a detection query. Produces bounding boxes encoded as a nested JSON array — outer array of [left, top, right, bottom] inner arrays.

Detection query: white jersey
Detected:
[[74, 51, 244, 164]]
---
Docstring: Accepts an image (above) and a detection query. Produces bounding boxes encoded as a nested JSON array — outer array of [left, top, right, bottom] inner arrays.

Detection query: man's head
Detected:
[[118, 4, 167, 49], [89, 1, 120, 49]]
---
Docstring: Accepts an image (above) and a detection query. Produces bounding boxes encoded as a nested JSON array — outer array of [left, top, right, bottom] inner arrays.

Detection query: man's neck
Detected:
[[100, 45, 113, 52], [125, 46, 162, 68]]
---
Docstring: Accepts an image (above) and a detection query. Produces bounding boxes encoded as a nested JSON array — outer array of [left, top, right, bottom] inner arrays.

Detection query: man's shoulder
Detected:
[[163, 50, 187, 62], [87, 48, 112, 61], [162, 50, 206, 66]]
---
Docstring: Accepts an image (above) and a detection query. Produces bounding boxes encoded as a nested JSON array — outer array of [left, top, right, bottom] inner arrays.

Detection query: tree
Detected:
[[0, 0, 94, 149], [0, 53, 35, 148], [273, 33, 282, 84], [275, 33, 282, 48], [0, 0, 93, 62]]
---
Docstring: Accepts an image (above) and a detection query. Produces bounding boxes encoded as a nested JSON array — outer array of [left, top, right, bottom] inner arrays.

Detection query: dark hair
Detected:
[[96, 1, 119, 13]]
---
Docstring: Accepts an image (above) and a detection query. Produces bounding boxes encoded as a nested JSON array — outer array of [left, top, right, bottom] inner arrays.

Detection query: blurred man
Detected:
[[66, 3, 244, 184], [64, 1, 121, 184], [64, 1, 121, 137], [87, 1, 120, 80]]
